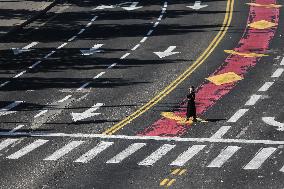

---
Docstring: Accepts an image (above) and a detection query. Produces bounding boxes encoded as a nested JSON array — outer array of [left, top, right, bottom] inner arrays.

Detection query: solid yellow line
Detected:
[[103, 0, 234, 135]]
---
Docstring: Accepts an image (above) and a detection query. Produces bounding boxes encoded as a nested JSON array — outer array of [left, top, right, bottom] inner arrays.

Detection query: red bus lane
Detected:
[[139, 0, 280, 137]]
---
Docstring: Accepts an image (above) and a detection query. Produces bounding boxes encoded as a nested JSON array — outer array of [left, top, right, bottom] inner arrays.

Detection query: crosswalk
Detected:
[[0, 138, 283, 172]]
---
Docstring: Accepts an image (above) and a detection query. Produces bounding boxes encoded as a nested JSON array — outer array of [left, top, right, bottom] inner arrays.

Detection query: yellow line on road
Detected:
[[103, 0, 235, 135]]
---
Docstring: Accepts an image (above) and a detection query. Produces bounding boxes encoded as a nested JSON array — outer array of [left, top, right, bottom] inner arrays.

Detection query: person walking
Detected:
[[186, 86, 197, 122]]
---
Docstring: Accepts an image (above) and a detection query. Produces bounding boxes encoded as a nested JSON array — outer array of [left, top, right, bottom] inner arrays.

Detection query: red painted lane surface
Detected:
[[139, 0, 280, 137]]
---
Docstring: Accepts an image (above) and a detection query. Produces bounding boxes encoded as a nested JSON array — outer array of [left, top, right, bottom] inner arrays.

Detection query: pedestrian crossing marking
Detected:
[[0, 139, 19, 151], [206, 72, 243, 86]]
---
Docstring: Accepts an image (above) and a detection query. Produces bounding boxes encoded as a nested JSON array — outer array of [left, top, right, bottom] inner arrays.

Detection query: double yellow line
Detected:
[[103, 0, 235, 135]]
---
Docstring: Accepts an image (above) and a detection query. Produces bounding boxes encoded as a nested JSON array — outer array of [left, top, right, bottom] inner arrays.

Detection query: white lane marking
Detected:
[[71, 103, 103, 122], [147, 29, 154, 36], [262, 117, 284, 131], [13, 70, 27, 78], [57, 42, 68, 49], [187, 1, 208, 10], [138, 144, 175, 166], [28, 60, 42, 69], [164, 2, 168, 7], [0, 139, 19, 151], [93, 71, 105, 79], [120, 53, 130, 59], [68, 36, 77, 42], [75, 141, 114, 163], [12, 42, 39, 55], [170, 145, 205, 166], [7, 139, 48, 159], [207, 146, 241, 168], [107, 63, 117, 69], [81, 44, 104, 56], [106, 143, 146, 164], [210, 126, 231, 139], [131, 44, 140, 51], [120, 2, 143, 11], [0, 101, 23, 116], [243, 147, 277, 170], [271, 68, 284, 78], [258, 82, 274, 92], [281, 57, 284, 65], [227, 109, 249, 123], [86, 22, 92, 28], [153, 22, 159, 27], [161, 8, 166, 14], [91, 16, 98, 22], [23, 42, 39, 50], [0, 81, 10, 88], [34, 110, 48, 118], [44, 51, 56, 58], [279, 165, 284, 172], [58, 95, 72, 103], [77, 82, 91, 91], [78, 28, 86, 35], [154, 46, 180, 58], [44, 141, 84, 161], [9, 125, 25, 133], [157, 14, 163, 21], [140, 37, 148, 43], [245, 95, 263, 106]]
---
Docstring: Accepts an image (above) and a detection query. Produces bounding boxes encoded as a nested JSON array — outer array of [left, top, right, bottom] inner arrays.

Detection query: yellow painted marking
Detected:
[[102, 0, 235, 135], [206, 72, 243, 86], [224, 50, 268, 58], [248, 20, 277, 29], [178, 169, 187, 176], [166, 179, 176, 187], [171, 168, 181, 175], [246, 3, 282, 8], [161, 112, 206, 125], [160, 178, 170, 186]]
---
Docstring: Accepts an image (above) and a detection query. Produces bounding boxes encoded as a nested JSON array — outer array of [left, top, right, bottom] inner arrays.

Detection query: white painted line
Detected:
[[78, 28, 86, 35], [44, 141, 84, 161], [147, 30, 153, 36], [23, 42, 39, 50], [9, 125, 25, 133], [161, 8, 166, 14], [243, 147, 277, 170], [140, 37, 148, 43], [44, 51, 56, 58], [164, 2, 168, 7], [0, 81, 10, 88], [68, 36, 77, 42], [14, 70, 26, 78], [120, 53, 131, 59], [258, 82, 274, 92], [281, 57, 284, 65], [131, 44, 140, 51], [207, 146, 241, 168], [153, 21, 159, 28], [279, 165, 284, 172], [28, 60, 42, 69], [138, 144, 175, 166], [91, 16, 98, 22], [107, 63, 117, 69], [34, 110, 48, 118], [245, 95, 262, 106], [106, 143, 146, 164], [210, 126, 231, 139], [227, 109, 249, 123], [93, 72, 105, 79], [262, 117, 284, 131], [75, 141, 114, 163], [0, 101, 24, 116], [57, 42, 68, 49], [0, 139, 19, 151], [86, 22, 92, 28], [58, 95, 72, 103], [170, 145, 205, 166], [7, 139, 48, 159], [71, 102, 103, 122], [271, 68, 284, 78], [77, 82, 91, 91], [158, 14, 163, 21]]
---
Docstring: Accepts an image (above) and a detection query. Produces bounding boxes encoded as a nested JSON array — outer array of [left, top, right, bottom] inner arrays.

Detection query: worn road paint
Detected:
[[154, 46, 180, 58], [262, 117, 284, 131], [71, 103, 103, 122], [0, 101, 23, 116], [11, 42, 39, 55], [80, 44, 104, 56], [187, 1, 208, 10]]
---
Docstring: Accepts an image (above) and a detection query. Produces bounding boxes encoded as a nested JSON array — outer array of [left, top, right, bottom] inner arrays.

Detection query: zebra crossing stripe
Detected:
[[207, 146, 241, 168], [75, 141, 114, 163], [138, 144, 176, 166], [170, 145, 206, 166], [7, 139, 48, 159], [243, 147, 277, 170], [0, 139, 19, 151], [106, 143, 146, 164], [44, 141, 84, 161]]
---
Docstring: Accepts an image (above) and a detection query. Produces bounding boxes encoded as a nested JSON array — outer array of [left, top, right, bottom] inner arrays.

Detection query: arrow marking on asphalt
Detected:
[[262, 117, 284, 131], [71, 103, 103, 122], [0, 101, 23, 116], [80, 44, 104, 56], [187, 1, 208, 10], [11, 42, 39, 55], [154, 46, 180, 58], [119, 2, 143, 11], [93, 5, 115, 10]]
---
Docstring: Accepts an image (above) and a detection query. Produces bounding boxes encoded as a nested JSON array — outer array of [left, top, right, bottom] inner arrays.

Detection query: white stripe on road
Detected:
[[131, 44, 140, 51], [0, 139, 19, 151], [57, 42, 68, 49], [9, 125, 25, 133], [281, 57, 284, 65], [164, 2, 168, 7], [106, 143, 146, 164], [44, 51, 56, 58], [93, 72, 105, 79], [34, 110, 48, 118], [14, 70, 27, 78], [0, 101, 23, 116], [44, 141, 84, 161], [77, 82, 91, 91], [258, 82, 274, 92], [138, 144, 175, 166], [245, 95, 262, 106], [243, 147, 277, 170], [91, 16, 98, 22], [271, 68, 284, 78], [227, 109, 249, 123], [7, 139, 48, 159], [210, 126, 231, 139], [157, 15, 163, 21], [86, 22, 92, 27], [153, 22, 159, 28], [78, 28, 85, 35], [0, 81, 10, 88], [22, 42, 39, 50], [120, 53, 130, 59], [107, 63, 117, 69], [140, 37, 148, 43], [162, 8, 166, 14], [58, 95, 72, 103], [68, 36, 77, 42], [207, 146, 241, 168], [75, 141, 114, 163], [29, 60, 42, 69], [170, 145, 205, 166], [147, 30, 153, 36]]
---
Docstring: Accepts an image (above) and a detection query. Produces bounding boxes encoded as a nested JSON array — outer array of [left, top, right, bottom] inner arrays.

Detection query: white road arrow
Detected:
[[71, 103, 103, 122], [93, 5, 115, 10], [187, 1, 208, 10], [119, 2, 143, 11], [154, 46, 180, 58], [11, 42, 39, 55], [0, 101, 23, 116], [262, 117, 284, 131], [80, 44, 104, 56]]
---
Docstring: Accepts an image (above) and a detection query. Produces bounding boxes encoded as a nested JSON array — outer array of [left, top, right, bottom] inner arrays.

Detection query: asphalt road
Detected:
[[0, 0, 283, 188]]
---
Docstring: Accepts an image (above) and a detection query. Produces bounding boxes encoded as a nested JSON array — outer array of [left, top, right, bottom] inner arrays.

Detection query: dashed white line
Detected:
[[86, 22, 92, 28], [140, 37, 148, 43], [164, 2, 168, 7], [57, 42, 68, 49], [9, 124, 25, 133], [158, 15, 163, 21], [107, 63, 117, 69], [258, 81, 274, 92], [131, 44, 140, 51], [120, 53, 131, 59], [28, 60, 42, 69], [58, 95, 72, 103], [0, 81, 10, 88], [210, 126, 231, 139], [93, 71, 105, 79], [245, 94, 262, 106], [44, 51, 56, 58], [0, 139, 19, 151], [147, 29, 154, 36], [34, 110, 48, 118], [280, 57, 284, 65], [153, 22, 159, 28], [14, 70, 27, 78], [78, 28, 86, 35], [271, 68, 284, 78], [77, 82, 91, 91], [91, 16, 98, 22], [68, 36, 77, 42], [161, 8, 166, 14], [227, 109, 249, 123]]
